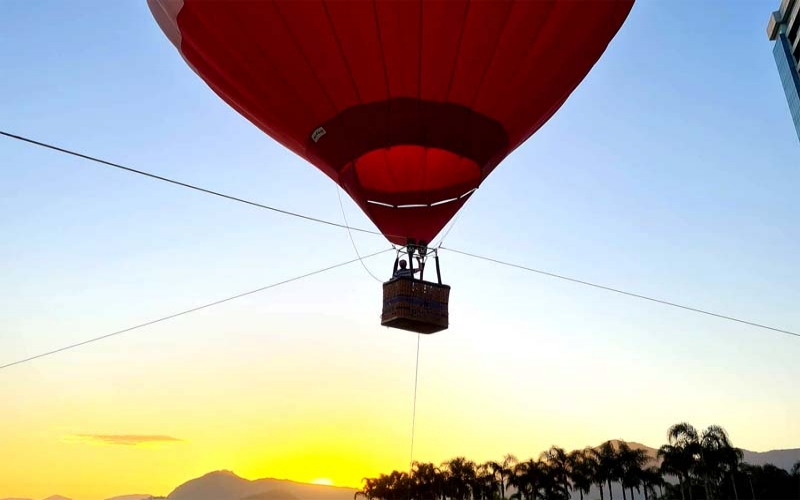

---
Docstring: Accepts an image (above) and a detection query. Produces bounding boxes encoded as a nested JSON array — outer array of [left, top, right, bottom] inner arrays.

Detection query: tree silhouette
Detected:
[[353, 422, 798, 500], [592, 440, 619, 500], [567, 448, 594, 500], [443, 457, 477, 500], [540, 446, 570, 500], [411, 462, 444, 500], [640, 466, 665, 500], [617, 441, 648, 500], [498, 454, 518, 499]]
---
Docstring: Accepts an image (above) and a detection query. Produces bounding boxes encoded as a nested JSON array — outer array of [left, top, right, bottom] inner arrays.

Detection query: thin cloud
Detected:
[[66, 434, 185, 446]]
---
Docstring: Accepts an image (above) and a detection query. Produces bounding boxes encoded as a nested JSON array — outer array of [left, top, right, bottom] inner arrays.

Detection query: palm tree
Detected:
[[540, 446, 570, 500], [617, 442, 648, 500], [412, 462, 444, 500], [486, 461, 505, 500], [357, 472, 412, 500], [475, 462, 500, 500], [639, 466, 664, 500], [666, 422, 702, 500], [658, 444, 691, 500], [388, 471, 412, 500], [583, 450, 604, 500], [666, 422, 747, 500], [507, 464, 527, 500], [740, 463, 759, 500], [509, 459, 546, 500], [567, 449, 594, 500], [501, 454, 519, 499], [444, 457, 477, 500], [592, 441, 619, 500], [616, 442, 631, 500], [485, 456, 517, 500], [355, 477, 376, 500], [698, 424, 741, 500], [750, 463, 797, 500], [354, 424, 762, 500], [709, 433, 743, 500], [538, 460, 566, 500]]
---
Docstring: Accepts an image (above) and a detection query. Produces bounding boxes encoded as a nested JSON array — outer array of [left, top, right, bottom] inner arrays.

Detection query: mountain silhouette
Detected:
[[742, 447, 800, 471], [168, 471, 253, 500], [168, 471, 356, 500], [105, 495, 153, 500], [599, 439, 800, 471], [0, 496, 70, 500], [240, 490, 299, 500]]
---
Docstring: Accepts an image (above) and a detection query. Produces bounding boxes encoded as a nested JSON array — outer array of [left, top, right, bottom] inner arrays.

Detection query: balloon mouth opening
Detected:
[[348, 145, 481, 208], [365, 188, 476, 209]]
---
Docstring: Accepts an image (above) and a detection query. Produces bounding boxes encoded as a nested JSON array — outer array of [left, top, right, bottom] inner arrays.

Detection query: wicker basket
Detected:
[[381, 277, 451, 334]]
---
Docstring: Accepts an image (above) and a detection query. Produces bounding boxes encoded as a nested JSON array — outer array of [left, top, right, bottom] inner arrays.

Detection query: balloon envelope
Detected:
[[148, 0, 634, 245]]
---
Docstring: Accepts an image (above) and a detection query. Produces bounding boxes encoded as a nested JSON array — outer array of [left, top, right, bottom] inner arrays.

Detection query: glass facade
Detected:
[[772, 32, 800, 142]]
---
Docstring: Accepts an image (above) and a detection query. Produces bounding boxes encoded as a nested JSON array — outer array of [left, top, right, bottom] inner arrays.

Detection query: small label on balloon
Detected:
[[311, 126, 327, 143]]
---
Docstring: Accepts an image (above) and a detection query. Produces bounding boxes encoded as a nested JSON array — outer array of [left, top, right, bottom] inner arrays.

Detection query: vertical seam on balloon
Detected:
[[321, 0, 363, 105], [371, 0, 402, 201], [226, 5, 320, 127], [460, 0, 516, 186], [468, 1, 516, 110], [438, 0, 471, 208], [509, 2, 612, 139], [418, 0, 429, 195], [371, 0, 392, 102], [416, 0, 423, 104], [272, 0, 361, 186], [471, 0, 560, 186], [443, 0, 472, 102], [271, 0, 341, 116], [320, 0, 387, 202], [181, 6, 316, 153], [490, 0, 558, 129]]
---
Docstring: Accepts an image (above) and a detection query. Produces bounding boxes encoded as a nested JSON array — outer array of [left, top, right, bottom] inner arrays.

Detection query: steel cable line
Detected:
[[409, 333, 421, 472], [441, 246, 800, 339], [0, 130, 395, 238], [0, 249, 393, 371], [336, 186, 386, 283]]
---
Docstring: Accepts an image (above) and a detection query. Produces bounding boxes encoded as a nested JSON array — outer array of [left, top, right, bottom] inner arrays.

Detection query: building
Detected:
[[767, 0, 800, 142]]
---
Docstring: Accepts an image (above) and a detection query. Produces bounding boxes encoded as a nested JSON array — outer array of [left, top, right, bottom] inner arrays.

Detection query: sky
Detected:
[[2, 0, 800, 498]]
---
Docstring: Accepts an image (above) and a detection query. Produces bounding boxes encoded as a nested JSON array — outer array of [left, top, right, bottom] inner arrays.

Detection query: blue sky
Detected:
[[2, 1, 800, 495]]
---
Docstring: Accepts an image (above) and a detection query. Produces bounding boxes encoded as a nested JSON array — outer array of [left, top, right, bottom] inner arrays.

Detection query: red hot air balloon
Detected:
[[148, 0, 633, 333], [148, 0, 633, 248]]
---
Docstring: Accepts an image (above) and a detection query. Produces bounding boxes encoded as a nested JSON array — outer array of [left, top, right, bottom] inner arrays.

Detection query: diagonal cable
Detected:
[[337, 186, 386, 283], [0, 248, 392, 371], [0, 130, 391, 238], [442, 246, 800, 339]]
